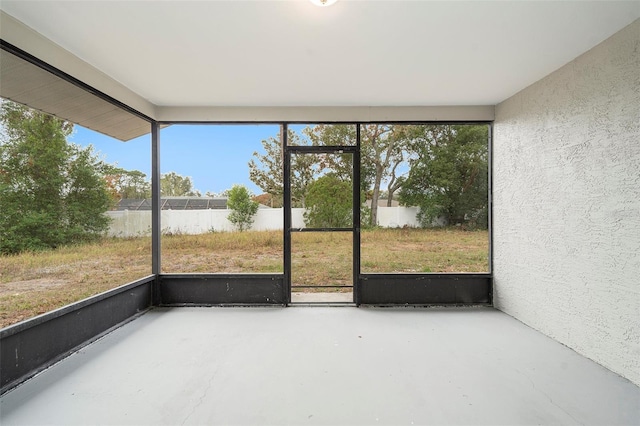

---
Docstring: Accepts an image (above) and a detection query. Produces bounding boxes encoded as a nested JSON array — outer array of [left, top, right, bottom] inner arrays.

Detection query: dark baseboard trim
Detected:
[[357, 273, 492, 306], [158, 274, 286, 306]]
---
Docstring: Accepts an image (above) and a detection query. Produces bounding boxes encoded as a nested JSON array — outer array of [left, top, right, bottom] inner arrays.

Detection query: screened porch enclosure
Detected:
[[0, 41, 492, 395], [1, 3, 638, 424]]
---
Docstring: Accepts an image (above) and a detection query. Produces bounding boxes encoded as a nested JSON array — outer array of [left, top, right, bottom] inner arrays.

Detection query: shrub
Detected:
[[227, 185, 259, 231]]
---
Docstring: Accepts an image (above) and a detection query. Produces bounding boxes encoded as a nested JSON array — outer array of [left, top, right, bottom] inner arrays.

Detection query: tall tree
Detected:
[[0, 101, 112, 253], [248, 129, 318, 208], [104, 167, 151, 200], [304, 124, 363, 187], [360, 125, 409, 226], [251, 124, 410, 225], [399, 125, 488, 228], [160, 171, 200, 197], [290, 151, 319, 208], [384, 126, 414, 206], [306, 124, 410, 225], [248, 135, 283, 206]]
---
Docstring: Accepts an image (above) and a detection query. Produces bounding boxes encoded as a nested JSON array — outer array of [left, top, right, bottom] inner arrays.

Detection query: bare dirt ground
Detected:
[[0, 279, 68, 296]]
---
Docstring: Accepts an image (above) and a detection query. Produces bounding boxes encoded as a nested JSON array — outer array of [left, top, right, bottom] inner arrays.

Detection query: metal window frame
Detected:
[[151, 121, 492, 306]]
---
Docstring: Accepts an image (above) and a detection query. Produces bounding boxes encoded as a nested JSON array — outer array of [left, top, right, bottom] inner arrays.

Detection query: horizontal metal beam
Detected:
[[155, 106, 496, 123], [287, 145, 357, 153]]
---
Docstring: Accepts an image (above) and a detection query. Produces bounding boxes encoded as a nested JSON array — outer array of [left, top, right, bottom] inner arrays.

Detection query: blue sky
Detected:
[[70, 124, 282, 196], [69, 123, 404, 197]]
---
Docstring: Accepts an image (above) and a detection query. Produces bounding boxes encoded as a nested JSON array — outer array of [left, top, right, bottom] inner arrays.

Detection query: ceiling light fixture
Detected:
[[309, 0, 338, 6]]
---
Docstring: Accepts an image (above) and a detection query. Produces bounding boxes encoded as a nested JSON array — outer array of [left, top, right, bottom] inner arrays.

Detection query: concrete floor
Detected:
[[291, 291, 354, 304], [1, 307, 638, 425]]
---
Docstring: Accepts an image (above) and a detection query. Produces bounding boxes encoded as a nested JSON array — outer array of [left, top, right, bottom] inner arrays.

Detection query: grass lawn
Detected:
[[0, 228, 488, 327]]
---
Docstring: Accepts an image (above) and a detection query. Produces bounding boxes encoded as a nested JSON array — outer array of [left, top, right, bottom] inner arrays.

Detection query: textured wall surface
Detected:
[[493, 20, 640, 385]]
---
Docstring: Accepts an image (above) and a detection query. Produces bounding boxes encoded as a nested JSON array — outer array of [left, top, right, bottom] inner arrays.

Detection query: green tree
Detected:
[[0, 101, 112, 253], [248, 135, 283, 206], [160, 171, 201, 197], [399, 125, 488, 228], [360, 124, 406, 225], [226, 184, 259, 231], [248, 129, 317, 207], [304, 124, 365, 188], [104, 167, 151, 200], [307, 124, 409, 226], [303, 174, 352, 228]]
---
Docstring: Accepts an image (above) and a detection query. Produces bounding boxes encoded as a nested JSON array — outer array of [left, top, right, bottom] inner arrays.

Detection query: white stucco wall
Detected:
[[493, 20, 640, 385]]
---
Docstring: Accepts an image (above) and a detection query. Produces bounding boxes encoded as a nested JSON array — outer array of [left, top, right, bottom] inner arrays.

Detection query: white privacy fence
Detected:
[[106, 207, 422, 237]]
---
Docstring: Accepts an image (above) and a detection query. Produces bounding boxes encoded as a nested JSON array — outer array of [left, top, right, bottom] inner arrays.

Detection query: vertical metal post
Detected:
[[487, 122, 494, 292], [353, 124, 361, 305], [151, 122, 161, 276], [282, 124, 291, 305]]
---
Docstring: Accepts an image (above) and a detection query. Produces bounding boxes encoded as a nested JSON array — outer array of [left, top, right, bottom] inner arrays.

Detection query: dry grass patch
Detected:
[[0, 228, 488, 328], [361, 228, 488, 273], [0, 238, 151, 327], [162, 230, 283, 273], [292, 232, 352, 287]]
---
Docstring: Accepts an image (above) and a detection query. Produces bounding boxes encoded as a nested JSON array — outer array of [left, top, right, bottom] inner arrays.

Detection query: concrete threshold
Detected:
[[291, 291, 353, 303]]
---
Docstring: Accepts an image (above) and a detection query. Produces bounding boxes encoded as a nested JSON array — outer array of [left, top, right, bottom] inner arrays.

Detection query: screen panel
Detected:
[[359, 123, 489, 274], [0, 99, 151, 328], [159, 124, 284, 274]]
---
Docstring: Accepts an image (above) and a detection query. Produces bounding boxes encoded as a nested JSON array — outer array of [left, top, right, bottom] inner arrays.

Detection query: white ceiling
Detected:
[[1, 1, 639, 108]]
